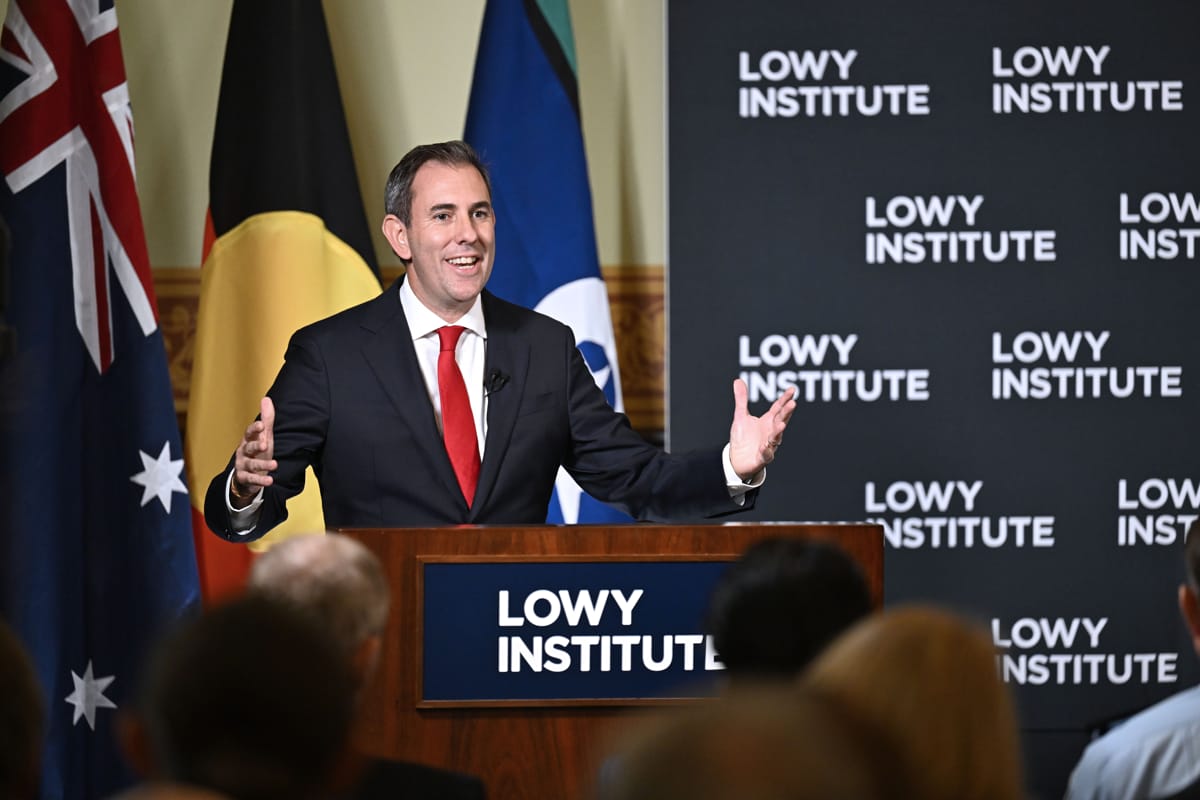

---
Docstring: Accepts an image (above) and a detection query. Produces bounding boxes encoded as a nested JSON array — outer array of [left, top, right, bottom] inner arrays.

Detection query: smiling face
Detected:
[[381, 161, 495, 322]]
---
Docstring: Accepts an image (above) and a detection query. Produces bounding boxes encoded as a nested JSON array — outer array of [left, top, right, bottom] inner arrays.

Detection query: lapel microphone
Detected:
[[485, 368, 510, 396]]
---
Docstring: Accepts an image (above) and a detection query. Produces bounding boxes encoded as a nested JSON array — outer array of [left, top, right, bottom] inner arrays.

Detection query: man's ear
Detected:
[[381, 215, 411, 261], [1178, 584, 1200, 651], [351, 634, 383, 686]]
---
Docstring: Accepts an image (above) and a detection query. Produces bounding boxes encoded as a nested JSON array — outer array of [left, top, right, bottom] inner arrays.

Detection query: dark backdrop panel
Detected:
[[667, 2, 1200, 796]]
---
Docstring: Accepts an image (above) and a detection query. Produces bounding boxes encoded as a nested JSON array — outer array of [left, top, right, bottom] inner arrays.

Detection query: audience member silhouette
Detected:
[[806, 605, 1024, 800], [1065, 518, 1200, 800], [108, 783, 230, 800], [121, 594, 358, 800], [596, 536, 874, 798], [603, 684, 900, 800], [0, 620, 42, 800], [707, 536, 872, 682], [247, 532, 487, 800]]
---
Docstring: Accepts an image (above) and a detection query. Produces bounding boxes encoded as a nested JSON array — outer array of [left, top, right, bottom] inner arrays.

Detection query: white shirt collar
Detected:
[[398, 276, 487, 341]]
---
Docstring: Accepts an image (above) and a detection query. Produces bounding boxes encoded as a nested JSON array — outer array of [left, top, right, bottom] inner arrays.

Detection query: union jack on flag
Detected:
[[0, 1, 199, 797]]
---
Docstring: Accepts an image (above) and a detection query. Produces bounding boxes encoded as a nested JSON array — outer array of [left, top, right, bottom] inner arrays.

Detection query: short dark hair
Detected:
[[707, 537, 871, 680], [1186, 519, 1200, 590], [136, 595, 358, 800], [383, 140, 492, 226]]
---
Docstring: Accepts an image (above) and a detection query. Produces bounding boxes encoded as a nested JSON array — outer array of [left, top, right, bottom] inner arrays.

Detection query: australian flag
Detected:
[[466, 0, 633, 524], [0, 2, 200, 797]]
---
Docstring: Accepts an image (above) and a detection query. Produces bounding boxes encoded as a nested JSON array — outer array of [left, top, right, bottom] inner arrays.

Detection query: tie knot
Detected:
[[437, 325, 466, 353]]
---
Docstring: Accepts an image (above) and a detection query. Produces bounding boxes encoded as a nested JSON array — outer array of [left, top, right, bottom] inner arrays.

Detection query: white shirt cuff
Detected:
[[722, 443, 764, 506], [225, 469, 264, 535]]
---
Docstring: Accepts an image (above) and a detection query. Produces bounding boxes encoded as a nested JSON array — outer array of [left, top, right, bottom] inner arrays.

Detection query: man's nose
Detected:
[[455, 215, 478, 243]]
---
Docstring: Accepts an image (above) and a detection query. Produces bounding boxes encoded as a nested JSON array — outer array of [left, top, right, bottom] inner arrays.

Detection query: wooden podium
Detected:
[[343, 522, 882, 800]]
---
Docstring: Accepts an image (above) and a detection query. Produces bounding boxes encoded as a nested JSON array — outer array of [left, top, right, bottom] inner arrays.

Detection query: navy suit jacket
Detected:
[[205, 278, 752, 540]]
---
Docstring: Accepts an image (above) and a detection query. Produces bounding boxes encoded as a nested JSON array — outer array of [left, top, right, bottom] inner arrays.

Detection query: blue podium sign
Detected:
[[419, 558, 733, 705]]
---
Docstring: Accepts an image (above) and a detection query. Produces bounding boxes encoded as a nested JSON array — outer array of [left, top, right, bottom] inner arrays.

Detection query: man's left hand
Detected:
[[728, 379, 797, 482]]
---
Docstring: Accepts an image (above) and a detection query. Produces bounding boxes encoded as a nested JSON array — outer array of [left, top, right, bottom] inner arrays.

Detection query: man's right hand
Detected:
[[230, 397, 277, 509]]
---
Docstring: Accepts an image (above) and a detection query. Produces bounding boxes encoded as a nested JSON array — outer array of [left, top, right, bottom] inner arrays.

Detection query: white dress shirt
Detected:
[[398, 278, 488, 455]]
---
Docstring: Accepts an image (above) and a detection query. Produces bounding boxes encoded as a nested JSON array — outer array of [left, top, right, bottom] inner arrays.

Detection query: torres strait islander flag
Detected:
[[465, 0, 633, 523], [0, 1, 200, 796], [186, 0, 381, 599]]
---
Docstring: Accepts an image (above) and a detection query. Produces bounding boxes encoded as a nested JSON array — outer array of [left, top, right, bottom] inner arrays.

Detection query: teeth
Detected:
[[448, 257, 477, 266]]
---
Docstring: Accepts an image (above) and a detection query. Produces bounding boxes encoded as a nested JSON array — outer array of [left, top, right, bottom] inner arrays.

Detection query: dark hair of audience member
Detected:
[[707, 537, 872, 681], [603, 684, 902, 800], [0, 621, 42, 800], [133, 594, 359, 800], [806, 605, 1024, 800]]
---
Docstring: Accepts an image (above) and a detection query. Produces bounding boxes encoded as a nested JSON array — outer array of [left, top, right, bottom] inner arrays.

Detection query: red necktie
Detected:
[[437, 326, 480, 506]]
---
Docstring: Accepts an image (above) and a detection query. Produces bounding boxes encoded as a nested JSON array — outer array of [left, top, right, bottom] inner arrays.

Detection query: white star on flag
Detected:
[[130, 441, 187, 513], [64, 660, 117, 730]]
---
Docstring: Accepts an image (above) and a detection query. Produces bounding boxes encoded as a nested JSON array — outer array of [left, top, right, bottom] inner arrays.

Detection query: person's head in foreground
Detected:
[[603, 684, 902, 800], [0, 620, 42, 800], [806, 605, 1024, 800], [124, 594, 358, 800], [707, 536, 871, 683], [247, 531, 391, 685]]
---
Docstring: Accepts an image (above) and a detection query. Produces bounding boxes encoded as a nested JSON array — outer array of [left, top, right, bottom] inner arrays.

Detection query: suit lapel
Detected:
[[360, 278, 468, 512], [472, 293, 530, 519]]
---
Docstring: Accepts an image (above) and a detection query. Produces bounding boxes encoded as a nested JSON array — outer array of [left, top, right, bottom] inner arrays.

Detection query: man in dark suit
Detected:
[[248, 532, 486, 800], [204, 140, 795, 540]]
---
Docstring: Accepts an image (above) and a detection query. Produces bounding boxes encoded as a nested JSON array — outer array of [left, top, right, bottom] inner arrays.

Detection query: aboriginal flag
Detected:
[[186, 0, 382, 600]]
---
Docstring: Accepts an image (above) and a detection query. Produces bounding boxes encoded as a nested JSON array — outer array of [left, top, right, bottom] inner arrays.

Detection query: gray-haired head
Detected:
[[248, 533, 390, 658]]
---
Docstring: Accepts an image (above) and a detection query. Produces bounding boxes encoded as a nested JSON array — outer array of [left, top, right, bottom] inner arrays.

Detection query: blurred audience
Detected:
[[248, 532, 487, 800], [108, 784, 230, 800], [248, 532, 391, 683], [1065, 518, 1200, 800], [597, 536, 874, 798], [119, 594, 358, 800], [603, 684, 900, 800], [806, 605, 1024, 800], [0, 620, 42, 800], [707, 536, 872, 683]]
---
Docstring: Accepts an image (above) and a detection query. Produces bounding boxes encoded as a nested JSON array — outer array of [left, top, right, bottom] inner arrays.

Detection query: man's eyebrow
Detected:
[[424, 200, 491, 216]]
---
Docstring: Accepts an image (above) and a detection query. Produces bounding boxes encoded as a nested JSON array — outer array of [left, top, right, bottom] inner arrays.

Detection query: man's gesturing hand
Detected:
[[231, 397, 277, 508], [728, 379, 797, 483]]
